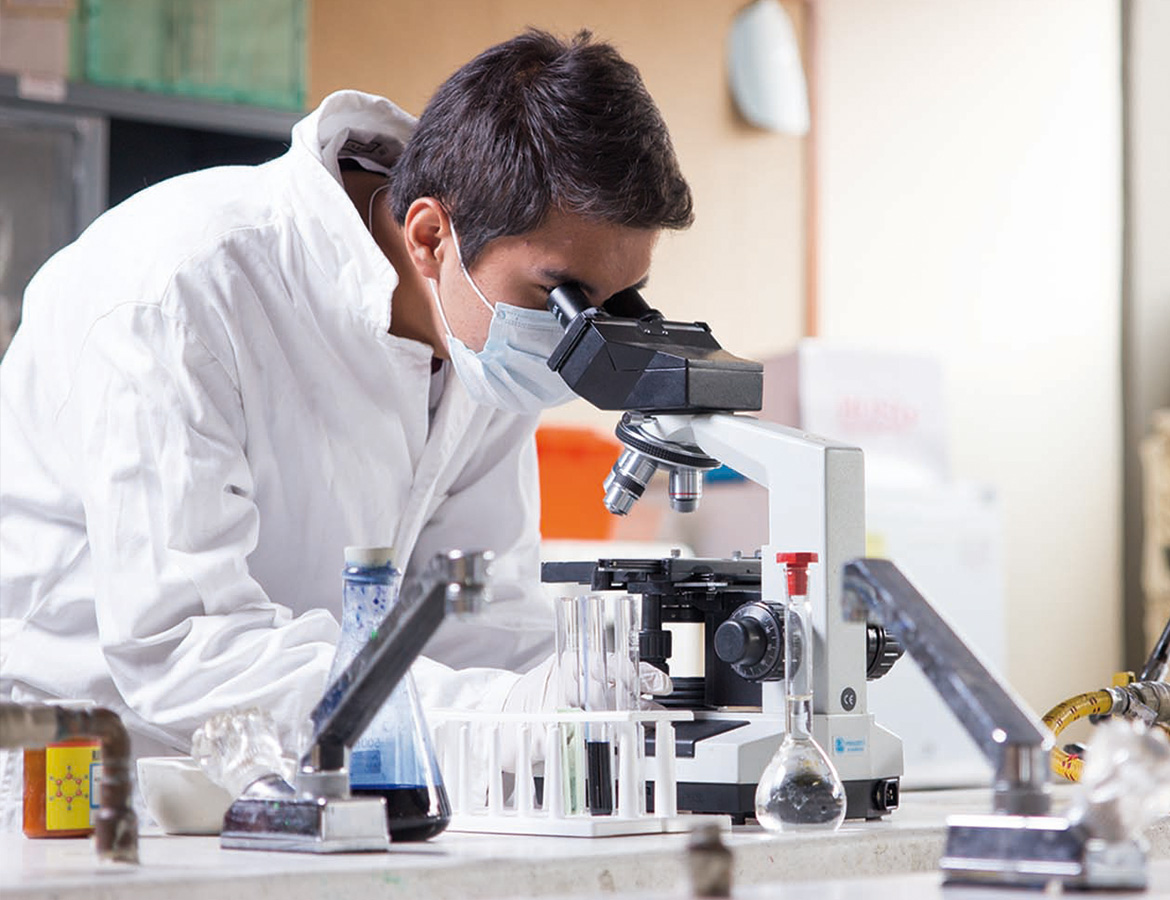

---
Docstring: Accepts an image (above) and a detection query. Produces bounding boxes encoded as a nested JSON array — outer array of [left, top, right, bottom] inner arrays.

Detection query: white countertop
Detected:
[[3, 788, 1168, 900], [554, 863, 1170, 900]]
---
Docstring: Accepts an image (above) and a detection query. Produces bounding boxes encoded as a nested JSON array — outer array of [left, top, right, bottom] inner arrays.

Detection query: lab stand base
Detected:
[[941, 814, 1149, 891], [220, 794, 391, 854]]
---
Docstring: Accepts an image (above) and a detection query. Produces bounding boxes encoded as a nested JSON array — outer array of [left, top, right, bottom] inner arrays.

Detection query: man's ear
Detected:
[[402, 197, 449, 281]]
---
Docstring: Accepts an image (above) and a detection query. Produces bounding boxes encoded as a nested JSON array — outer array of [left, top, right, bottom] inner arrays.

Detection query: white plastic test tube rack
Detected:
[[429, 708, 727, 837]]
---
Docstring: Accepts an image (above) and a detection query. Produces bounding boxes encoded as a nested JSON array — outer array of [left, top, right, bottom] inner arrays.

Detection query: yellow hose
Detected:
[[1042, 690, 1113, 782]]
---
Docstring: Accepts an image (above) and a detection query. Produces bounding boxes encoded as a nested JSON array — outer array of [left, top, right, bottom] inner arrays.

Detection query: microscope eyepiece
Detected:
[[602, 287, 658, 320], [546, 283, 593, 328]]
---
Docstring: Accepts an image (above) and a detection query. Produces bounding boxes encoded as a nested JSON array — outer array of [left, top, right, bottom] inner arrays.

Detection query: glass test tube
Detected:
[[554, 596, 586, 814], [579, 594, 614, 815], [612, 594, 643, 816], [612, 594, 640, 712]]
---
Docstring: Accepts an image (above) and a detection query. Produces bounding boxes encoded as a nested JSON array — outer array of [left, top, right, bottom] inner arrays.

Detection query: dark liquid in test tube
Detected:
[[585, 740, 614, 815]]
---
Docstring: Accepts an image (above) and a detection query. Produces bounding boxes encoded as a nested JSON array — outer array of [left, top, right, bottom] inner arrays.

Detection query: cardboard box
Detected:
[[764, 339, 951, 487], [0, 0, 73, 80], [864, 482, 1006, 788]]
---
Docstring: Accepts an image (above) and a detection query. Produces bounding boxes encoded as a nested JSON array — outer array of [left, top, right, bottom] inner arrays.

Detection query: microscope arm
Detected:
[[638, 413, 797, 488], [842, 558, 1051, 816]]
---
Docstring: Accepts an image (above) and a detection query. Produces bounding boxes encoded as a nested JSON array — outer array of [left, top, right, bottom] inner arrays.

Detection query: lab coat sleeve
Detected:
[[407, 416, 552, 674], [411, 656, 519, 715], [57, 302, 338, 752]]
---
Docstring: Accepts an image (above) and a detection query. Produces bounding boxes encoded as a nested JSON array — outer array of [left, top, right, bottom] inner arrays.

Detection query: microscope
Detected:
[[539, 285, 905, 822]]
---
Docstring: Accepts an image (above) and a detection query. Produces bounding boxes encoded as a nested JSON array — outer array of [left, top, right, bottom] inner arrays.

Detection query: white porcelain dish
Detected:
[[136, 756, 234, 835]]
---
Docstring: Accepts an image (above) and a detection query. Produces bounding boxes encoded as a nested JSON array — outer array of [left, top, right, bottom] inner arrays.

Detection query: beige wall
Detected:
[[816, 0, 1124, 714], [309, 0, 809, 428], [1125, 0, 1170, 661]]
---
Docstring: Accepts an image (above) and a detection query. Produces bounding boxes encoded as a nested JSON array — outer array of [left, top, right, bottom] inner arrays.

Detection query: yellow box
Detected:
[[44, 744, 100, 832]]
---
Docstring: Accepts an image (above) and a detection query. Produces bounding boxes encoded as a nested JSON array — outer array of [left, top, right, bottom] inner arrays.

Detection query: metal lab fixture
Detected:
[[0, 702, 138, 863], [220, 549, 492, 853], [842, 558, 1150, 890]]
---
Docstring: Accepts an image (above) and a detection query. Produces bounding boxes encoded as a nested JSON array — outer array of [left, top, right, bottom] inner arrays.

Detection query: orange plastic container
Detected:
[[536, 426, 622, 540]]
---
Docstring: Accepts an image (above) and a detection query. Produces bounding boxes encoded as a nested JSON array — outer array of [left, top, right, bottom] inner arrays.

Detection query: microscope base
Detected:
[[647, 712, 902, 822], [644, 778, 897, 824]]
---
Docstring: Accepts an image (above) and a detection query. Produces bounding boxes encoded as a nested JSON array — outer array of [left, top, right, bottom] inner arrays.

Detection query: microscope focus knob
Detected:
[[714, 618, 766, 666], [866, 623, 904, 681], [714, 602, 788, 682]]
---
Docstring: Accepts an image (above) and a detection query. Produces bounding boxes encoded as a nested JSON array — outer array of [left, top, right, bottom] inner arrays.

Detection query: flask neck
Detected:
[[333, 566, 401, 671], [785, 696, 814, 742]]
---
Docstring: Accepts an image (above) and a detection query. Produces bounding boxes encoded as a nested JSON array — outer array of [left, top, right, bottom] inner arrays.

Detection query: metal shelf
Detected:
[[0, 72, 301, 139]]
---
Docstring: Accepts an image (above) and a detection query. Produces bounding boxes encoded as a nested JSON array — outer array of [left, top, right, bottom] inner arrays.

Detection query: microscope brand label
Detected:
[[832, 736, 867, 756]]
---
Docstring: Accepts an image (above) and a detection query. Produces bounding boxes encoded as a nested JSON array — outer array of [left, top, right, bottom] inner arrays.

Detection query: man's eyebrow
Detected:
[[538, 269, 651, 298], [538, 269, 594, 295]]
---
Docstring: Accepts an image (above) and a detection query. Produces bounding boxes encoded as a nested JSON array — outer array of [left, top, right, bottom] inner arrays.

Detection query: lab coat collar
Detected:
[[291, 89, 416, 182], [281, 90, 419, 337]]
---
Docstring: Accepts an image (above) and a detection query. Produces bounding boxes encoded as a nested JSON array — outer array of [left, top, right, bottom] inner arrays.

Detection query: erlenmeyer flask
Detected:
[[327, 546, 451, 841]]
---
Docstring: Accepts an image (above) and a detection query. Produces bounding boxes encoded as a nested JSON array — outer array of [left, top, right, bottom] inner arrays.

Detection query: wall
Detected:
[[312, 1, 1129, 715], [815, 0, 1124, 713], [1124, 0, 1170, 662], [309, 0, 809, 429]]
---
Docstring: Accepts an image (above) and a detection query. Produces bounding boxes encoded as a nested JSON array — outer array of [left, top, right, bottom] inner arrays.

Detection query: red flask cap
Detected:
[[776, 551, 819, 596]]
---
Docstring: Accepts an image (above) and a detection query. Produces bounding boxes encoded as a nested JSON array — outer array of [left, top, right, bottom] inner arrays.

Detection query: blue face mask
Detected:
[[427, 227, 577, 415]]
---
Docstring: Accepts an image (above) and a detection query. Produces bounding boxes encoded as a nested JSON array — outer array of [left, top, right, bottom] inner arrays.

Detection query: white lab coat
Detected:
[[0, 91, 555, 825]]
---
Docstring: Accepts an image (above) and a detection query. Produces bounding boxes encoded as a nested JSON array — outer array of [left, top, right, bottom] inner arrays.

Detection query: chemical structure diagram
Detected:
[[48, 765, 89, 812]]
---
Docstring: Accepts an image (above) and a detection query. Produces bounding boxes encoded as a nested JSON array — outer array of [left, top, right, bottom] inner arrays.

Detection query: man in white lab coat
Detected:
[[0, 29, 689, 823]]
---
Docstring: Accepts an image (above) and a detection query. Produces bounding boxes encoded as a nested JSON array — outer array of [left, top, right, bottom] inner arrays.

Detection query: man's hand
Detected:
[[503, 653, 672, 715]]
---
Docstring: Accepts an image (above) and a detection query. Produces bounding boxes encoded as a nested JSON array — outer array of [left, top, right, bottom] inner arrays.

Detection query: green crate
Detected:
[[172, 0, 305, 110], [83, 0, 173, 93], [81, 0, 304, 110]]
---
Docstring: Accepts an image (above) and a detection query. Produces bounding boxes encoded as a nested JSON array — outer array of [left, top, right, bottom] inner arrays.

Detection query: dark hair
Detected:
[[390, 29, 694, 266]]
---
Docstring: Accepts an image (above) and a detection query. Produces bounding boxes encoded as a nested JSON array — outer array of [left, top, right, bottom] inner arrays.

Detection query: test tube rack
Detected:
[[428, 708, 729, 837]]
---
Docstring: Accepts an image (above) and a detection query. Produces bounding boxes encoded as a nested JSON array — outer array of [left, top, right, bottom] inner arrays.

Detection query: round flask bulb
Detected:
[[754, 735, 847, 833]]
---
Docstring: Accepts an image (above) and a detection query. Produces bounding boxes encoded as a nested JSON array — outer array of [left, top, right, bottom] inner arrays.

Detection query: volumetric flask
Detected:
[[755, 553, 846, 832]]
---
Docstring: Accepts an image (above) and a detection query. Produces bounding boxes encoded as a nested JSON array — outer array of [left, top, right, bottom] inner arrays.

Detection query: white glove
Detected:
[[503, 654, 673, 716]]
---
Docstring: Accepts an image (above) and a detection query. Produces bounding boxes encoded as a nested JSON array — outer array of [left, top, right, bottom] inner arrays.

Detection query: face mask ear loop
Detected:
[[427, 278, 457, 339], [366, 182, 391, 235], [425, 213, 470, 341], [448, 222, 496, 315]]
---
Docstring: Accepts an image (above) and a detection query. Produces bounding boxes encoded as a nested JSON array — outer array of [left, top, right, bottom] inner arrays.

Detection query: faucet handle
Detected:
[[438, 550, 494, 616]]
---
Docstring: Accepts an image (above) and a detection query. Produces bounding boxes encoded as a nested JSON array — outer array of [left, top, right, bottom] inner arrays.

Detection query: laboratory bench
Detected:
[[3, 787, 1168, 900]]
